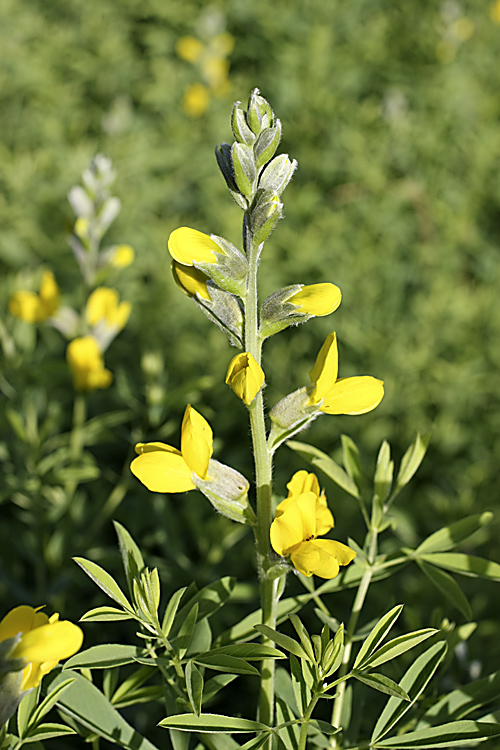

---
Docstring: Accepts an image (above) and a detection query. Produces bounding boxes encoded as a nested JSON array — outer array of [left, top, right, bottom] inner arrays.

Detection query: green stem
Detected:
[[298, 694, 320, 750], [244, 229, 282, 733], [70, 393, 87, 464], [330, 529, 378, 746]]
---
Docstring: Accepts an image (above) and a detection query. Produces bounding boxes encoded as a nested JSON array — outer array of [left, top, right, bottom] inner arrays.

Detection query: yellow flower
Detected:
[[176, 36, 205, 63], [110, 244, 135, 268], [276, 470, 333, 536], [288, 283, 342, 317], [491, 0, 500, 22], [171, 261, 211, 300], [225, 352, 265, 406], [270, 490, 356, 579], [168, 227, 221, 268], [66, 336, 113, 391], [183, 83, 210, 118], [86, 287, 132, 330], [131, 405, 213, 493], [9, 271, 60, 323], [0, 605, 83, 691], [309, 332, 384, 415]]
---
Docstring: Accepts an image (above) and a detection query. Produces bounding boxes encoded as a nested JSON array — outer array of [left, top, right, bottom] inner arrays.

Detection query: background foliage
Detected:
[[1, 0, 500, 744]]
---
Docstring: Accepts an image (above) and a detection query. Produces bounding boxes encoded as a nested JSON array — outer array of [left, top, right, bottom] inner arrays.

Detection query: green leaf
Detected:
[[418, 671, 500, 728], [202, 675, 238, 704], [174, 577, 235, 627], [174, 604, 199, 658], [73, 558, 132, 610], [28, 680, 75, 728], [374, 720, 500, 748], [275, 697, 300, 750], [254, 625, 311, 661], [112, 686, 164, 709], [290, 653, 311, 715], [286, 441, 359, 498], [218, 596, 307, 644], [239, 735, 272, 750], [194, 654, 259, 675], [197, 644, 285, 661], [288, 615, 315, 662], [185, 661, 203, 716], [17, 686, 39, 737], [341, 435, 363, 493], [48, 670, 159, 750], [64, 645, 143, 670], [354, 673, 410, 700], [371, 641, 448, 744], [416, 513, 493, 555], [309, 719, 341, 736], [418, 553, 500, 581], [353, 605, 403, 669], [374, 440, 394, 505], [417, 561, 472, 621], [394, 433, 431, 494], [113, 521, 145, 585], [357, 629, 437, 670], [158, 714, 268, 734], [79, 606, 134, 623], [162, 587, 187, 638], [23, 723, 77, 742]]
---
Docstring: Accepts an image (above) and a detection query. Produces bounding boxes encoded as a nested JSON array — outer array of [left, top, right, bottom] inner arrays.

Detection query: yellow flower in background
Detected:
[[66, 336, 113, 391], [176, 36, 204, 63], [9, 271, 60, 323], [183, 83, 210, 118], [288, 283, 342, 317], [86, 287, 132, 331], [270, 490, 356, 579], [225, 352, 265, 406], [0, 605, 83, 691], [168, 227, 221, 267], [131, 405, 213, 493], [110, 244, 135, 269], [491, 0, 500, 23], [171, 260, 211, 300], [276, 470, 333, 536], [309, 332, 384, 415]]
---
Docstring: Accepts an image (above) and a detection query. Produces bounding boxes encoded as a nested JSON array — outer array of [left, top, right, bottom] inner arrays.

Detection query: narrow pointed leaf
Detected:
[[254, 625, 311, 661], [162, 587, 187, 638], [64, 645, 143, 670], [29, 680, 75, 726], [418, 670, 500, 728], [341, 435, 363, 493], [197, 644, 285, 661], [24, 723, 77, 742], [73, 558, 131, 610], [358, 629, 437, 670], [354, 673, 410, 700], [354, 605, 403, 669], [395, 433, 431, 493], [374, 720, 500, 747], [174, 604, 199, 658], [289, 615, 315, 662], [416, 513, 493, 555], [159, 714, 268, 733], [194, 654, 259, 675], [419, 553, 500, 581], [79, 606, 134, 622], [185, 661, 203, 716]]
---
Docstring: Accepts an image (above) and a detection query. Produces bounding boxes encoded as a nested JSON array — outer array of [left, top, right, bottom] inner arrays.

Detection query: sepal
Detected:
[[194, 460, 255, 525], [259, 154, 297, 196], [260, 284, 311, 338], [195, 235, 248, 297], [247, 191, 283, 246], [268, 387, 320, 452]]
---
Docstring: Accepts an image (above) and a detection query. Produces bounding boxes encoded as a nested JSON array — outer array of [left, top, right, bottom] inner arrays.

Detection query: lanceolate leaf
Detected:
[[64, 644, 144, 670], [357, 629, 437, 670], [341, 434, 363, 494], [174, 577, 235, 626], [73, 558, 132, 610], [354, 605, 403, 669], [417, 670, 500, 728], [159, 714, 269, 734], [415, 513, 493, 555], [197, 644, 285, 661], [162, 587, 187, 639], [194, 654, 259, 675], [374, 720, 500, 748], [394, 433, 431, 495], [254, 625, 311, 661], [417, 560, 472, 621], [418, 553, 500, 581], [79, 606, 134, 623], [354, 673, 410, 701], [185, 661, 203, 717], [371, 641, 448, 744]]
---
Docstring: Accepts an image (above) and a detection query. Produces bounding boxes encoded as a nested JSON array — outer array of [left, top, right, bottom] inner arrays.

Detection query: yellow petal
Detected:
[[0, 606, 43, 642], [181, 405, 213, 479], [111, 245, 135, 268], [172, 261, 211, 300], [289, 283, 342, 317], [225, 352, 265, 406], [134, 442, 180, 455], [168, 227, 220, 266], [321, 376, 384, 415], [291, 539, 356, 579], [86, 288, 119, 326], [270, 491, 317, 556], [309, 332, 338, 403], [183, 84, 210, 118], [8, 291, 42, 323], [130, 449, 195, 493], [176, 36, 204, 63], [38, 271, 60, 317], [315, 496, 334, 536], [66, 336, 113, 391], [286, 470, 320, 501], [13, 621, 83, 664]]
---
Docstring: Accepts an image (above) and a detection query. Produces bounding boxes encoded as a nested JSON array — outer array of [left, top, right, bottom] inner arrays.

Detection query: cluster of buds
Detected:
[[9, 156, 133, 392]]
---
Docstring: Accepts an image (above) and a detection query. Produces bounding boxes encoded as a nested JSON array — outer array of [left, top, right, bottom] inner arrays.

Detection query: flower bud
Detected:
[[259, 154, 297, 196], [225, 352, 265, 406], [231, 142, 256, 199], [247, 89, 273, 135], [231, 102, 256, 146], [248, 191, 283, 246], [260, 283, 341, 338], [194, 459, 254, 525], [254, 122, 282, 169], [172, 261, 211, 300], [216, 143, 248, 210]]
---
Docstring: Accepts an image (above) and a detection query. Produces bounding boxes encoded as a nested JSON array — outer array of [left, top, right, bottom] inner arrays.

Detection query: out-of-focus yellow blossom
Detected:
[[451, 17, 474, 41], [270, 488, 356, 579], [168, 227, 221, 267], [204, 57, 230, 95], [176, 36, 204, 63], [0, 605, 83, 691], [74, 217, 89, 239], [212, 31, 235, 57], [9, 271, 60, 323], [288, 283, 342, 317], [225, 352, 265, 406], [309, 332, 384, 415], [183, 83, 210, 118], [276, 471, 333, 536], [131, 405, 213, 493], [86, 287, 132, 331], [171, 261, 211, 300], [492, 0, 500, 23], [110, 244, 135, 269], [66, 336, 113, 391]]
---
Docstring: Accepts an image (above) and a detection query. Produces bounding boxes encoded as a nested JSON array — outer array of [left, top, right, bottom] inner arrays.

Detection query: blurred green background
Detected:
[[1, 0, 500, 732]]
